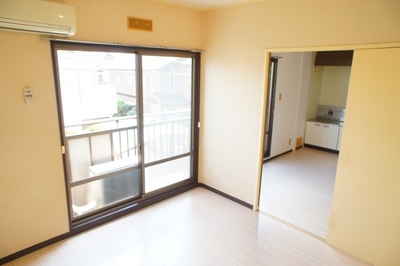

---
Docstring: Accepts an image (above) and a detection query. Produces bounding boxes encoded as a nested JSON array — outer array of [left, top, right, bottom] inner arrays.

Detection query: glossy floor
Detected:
[[5, 187, 370, 265], [259, 147, 338, 239]]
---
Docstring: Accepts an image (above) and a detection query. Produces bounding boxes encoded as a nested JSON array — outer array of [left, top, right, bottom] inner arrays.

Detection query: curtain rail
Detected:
[[42, 37, 205, 53]]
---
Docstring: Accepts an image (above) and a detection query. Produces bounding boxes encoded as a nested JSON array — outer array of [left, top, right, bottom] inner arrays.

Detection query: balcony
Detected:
[[65, 110, 192, 217]]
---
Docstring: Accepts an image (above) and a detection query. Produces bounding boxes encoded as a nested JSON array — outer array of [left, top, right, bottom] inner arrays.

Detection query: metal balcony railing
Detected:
[[65, 110, 191, 184]]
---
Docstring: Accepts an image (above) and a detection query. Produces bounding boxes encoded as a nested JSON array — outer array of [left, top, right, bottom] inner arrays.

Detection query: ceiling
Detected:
[[154, 0, 260, 10]]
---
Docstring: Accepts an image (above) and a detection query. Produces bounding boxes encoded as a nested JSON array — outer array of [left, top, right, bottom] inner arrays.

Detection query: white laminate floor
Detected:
[[6, 187, 370, 266], [259, 147, 338, 239]]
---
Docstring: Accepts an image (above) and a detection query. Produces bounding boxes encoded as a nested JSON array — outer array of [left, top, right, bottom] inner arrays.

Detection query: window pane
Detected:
[[56, 50, 141, 218], [57, 51, 137, 124], [145, 156, 190, 193], [71, 169, 140, 217], [67, 137, 91, 182], [142, 56, 192, 163]]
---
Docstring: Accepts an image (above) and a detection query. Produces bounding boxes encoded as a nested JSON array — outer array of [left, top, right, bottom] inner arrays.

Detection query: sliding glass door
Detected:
[[52, 42, 199, 222], [141, 55, 193, 193]]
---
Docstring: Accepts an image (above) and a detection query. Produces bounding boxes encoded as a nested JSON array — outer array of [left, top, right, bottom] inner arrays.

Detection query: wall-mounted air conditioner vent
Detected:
[[0, 0, 76, 37]]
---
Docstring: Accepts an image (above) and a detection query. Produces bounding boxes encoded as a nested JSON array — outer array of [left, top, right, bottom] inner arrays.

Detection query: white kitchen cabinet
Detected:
[[305, 121, 339, 150], [320, 124, 339, 149], [305, 122, 322, 146]]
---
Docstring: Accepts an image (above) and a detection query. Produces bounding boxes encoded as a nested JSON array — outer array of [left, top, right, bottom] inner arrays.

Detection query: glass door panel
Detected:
[[71, 169, 140, 216], [142, 55, 193, 193], [55, 49, 141, 219], [145, 156, 190, 193], [53, 43, 199, 223]]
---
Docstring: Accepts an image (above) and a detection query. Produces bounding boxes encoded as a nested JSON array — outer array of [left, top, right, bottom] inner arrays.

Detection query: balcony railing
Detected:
[[65, 110, 191, 217], [65, 110, 191, 183]]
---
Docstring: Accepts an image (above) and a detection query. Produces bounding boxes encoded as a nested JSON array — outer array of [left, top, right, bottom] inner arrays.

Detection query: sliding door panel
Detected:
[[145, 156, 191, 193], [55, 48, 141, 219], [142, 55, 193, 193], [71, 169, 140, 216]]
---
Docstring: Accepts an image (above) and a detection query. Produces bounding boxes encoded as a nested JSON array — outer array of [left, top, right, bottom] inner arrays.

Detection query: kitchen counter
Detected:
[[308, 118, 343, 126]]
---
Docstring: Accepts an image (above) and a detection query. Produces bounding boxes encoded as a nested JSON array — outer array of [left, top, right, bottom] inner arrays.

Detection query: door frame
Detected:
[[255, 42, 400, 211], [263, 57, 278, 159]]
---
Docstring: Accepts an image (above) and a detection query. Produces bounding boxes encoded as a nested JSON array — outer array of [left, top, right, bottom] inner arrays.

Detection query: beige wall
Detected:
[[319, 66, 351, 107], [307, 65, 351, 118], [306, 53, 323, 119], [202, 0, 400, 264], [202, 0, 400, 206], [66, 0, 203, 49], [0, 0, 203, 258], [0, 34, 69, 259]]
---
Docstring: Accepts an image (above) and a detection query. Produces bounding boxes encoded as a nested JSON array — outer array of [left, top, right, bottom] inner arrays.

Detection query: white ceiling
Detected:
[[154, 0, 259, 10]]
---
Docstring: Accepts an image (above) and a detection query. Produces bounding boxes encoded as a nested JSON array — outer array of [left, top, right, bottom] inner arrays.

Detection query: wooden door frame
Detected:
[[255, 42, 400, 211]]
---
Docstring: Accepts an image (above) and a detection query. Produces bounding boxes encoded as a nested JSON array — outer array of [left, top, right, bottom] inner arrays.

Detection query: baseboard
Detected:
[[263, 149, 292, 162], [0, 232, 70, 265], [304, 144, 339, 154], [199, 184, 253, 209], [0, 182, 199, 265]]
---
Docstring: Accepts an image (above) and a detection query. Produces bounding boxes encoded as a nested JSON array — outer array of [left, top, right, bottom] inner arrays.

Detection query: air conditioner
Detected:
[[0, 0, 76, 37]]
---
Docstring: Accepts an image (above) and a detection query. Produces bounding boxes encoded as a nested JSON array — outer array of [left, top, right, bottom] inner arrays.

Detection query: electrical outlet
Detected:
[[288, 138, 291, 145]]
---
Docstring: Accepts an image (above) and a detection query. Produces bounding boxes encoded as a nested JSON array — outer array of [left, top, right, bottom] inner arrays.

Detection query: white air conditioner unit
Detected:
[[0, 0, 76, 37]]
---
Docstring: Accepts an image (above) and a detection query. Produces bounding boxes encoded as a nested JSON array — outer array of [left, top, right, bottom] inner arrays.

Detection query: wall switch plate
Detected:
[[24, 87, 33, 106]]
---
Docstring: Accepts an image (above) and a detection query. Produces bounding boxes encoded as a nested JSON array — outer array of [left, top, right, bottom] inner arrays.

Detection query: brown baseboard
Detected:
[[304, 144, 339, 154], [200, 184, 253, 209], [0, 182, 199, 265], [0, 232, 70, 265]]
